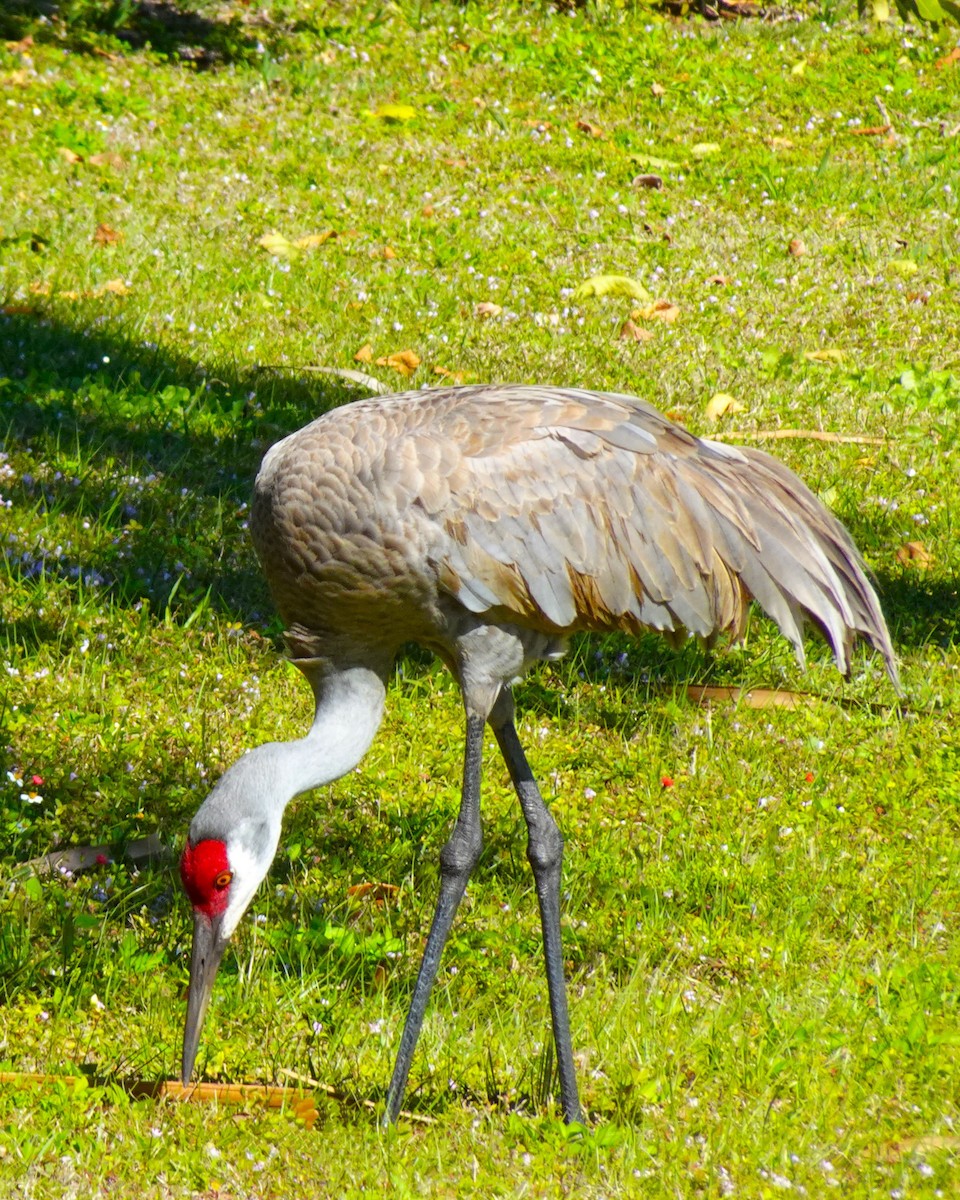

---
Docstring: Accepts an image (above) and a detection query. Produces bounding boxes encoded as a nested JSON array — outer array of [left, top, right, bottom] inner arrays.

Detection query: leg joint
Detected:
[[527, 818, 563, 875], [440, 827, 483, 878]]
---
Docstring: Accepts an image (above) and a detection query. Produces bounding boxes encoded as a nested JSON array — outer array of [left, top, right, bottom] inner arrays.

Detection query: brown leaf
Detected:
[[896, 541, 932, 569], [347, 881, 400, 905], [6, 35, 34, 53], [632, 174, 663, 190], [1, 303, 36, 316], [433, 365, 468, 383], [57, 147, 82, 165], [524, 118, 553, 130], [452, 41, 470, 53], [708, 274, 733, 286], [788, 238, 806, 257], [443, 157, 468, 169], [575, 118, 604, 139], [848, 124, 891, 137], [474, 301, 502, 318], [354, 343, 374, 363], [935, 47, 960, 69], [631, 299, 680, 323], [88, 152, 126, 170], [376, 349, 421, 377], [421, 204, 435, 217], [618, 319, 653, 342], [93, 223, 123, 246]]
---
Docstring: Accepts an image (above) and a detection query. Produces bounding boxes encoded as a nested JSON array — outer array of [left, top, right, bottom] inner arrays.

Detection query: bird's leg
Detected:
[[382, 711, 485, 1125], [489, 691, 585, 1125]]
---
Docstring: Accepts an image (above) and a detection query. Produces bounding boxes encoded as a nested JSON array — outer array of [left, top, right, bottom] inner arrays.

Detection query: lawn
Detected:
[[1, 1, 959, 1195]]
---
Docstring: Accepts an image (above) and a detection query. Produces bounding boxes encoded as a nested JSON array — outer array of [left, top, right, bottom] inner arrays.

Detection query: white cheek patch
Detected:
[[221, 842, 267, 939]]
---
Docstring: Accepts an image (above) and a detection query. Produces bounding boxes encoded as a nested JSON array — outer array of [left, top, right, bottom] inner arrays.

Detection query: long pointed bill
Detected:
[[181, 909, 228, 1085]]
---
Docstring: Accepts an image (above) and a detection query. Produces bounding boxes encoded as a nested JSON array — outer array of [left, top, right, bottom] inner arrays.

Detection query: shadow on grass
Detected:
[[0, 308, 352, 634], [0, 0, 258, 68], [2, 308, 956, 662]]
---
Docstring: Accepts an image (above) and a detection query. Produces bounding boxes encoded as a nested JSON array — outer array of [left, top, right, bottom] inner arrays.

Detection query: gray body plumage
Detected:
[[251, 383, 898, 690], [180, 383, 899, 1121]]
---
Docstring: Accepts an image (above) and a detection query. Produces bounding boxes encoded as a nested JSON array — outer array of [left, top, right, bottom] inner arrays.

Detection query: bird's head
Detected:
[[179, 801, 281, 1084]]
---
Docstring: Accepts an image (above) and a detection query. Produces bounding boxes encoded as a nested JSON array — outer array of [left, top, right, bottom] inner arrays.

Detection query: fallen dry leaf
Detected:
[[4, 69, 33, 86], [294, 230, 336, 249], [474, 301, 502, 318], [6, 35, 34, 53], [651, 81, 666, 98], [1, 304, 36, 316], [576, 118, 604, 138], [376, 349, 421, 377], [382, 246, 397, 260], [373, 102, 417, 122], [576, 274, 650, 303], [883, 1134, 960, 1161], [347, 881, 400, 905], [767, 136, 795, 150], [525, 118, 553, 130], [705, 392, 745, 422], [99, 278, 131, 296], [708, 274, 733, 286], [618, 319, 653, 343], [788, 237, 806, 257], [258, 231, 297, 259], [433, 365, 468, 383], [896, 541, 932, 569], [93, 223, 123, 246], [57, 147, 82, 165], [849, 124, 891, 137], [421, 204, 435, 217], [935, 47, 960, 70], [88, 151, 126, 170], [443, 157, 468, 169], [804, 348, 847, 363], [633, 174, 663, 190], [354, 343, 373, 364], [631, 298, 680, 323]]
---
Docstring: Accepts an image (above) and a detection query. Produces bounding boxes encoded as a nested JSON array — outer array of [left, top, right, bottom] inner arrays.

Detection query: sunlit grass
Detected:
[[0, 1, 958, 1195]]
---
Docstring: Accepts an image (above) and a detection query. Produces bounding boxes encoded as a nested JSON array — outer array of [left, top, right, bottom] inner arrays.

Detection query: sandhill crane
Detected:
[[179, 384, 899, 1125]]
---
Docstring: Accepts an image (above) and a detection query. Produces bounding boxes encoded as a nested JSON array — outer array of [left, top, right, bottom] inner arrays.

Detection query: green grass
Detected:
[[1, 1, 959, 1194]]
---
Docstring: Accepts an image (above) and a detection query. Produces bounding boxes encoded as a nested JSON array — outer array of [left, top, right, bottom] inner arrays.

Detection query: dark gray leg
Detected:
[[490, 693, 584, 1125], [382, 712, 485, 1125]]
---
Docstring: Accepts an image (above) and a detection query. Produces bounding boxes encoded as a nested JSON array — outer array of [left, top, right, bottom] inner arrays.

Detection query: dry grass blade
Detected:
[[279, 1069, 437, 1125], [718, 429, 888, 446]]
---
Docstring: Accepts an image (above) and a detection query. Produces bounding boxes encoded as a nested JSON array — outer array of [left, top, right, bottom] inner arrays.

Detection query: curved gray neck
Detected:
[[191, 666, 386, 840]]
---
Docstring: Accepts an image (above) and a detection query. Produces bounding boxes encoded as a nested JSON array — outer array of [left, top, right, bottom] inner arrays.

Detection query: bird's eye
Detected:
[[214, 871, 233, 889]]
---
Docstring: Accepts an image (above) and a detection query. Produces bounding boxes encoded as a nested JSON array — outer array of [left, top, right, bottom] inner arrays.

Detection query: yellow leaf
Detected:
[[895, 541, 932, 569], [57, 147, 82, 165], [804, 348, 847, 363], [99, 278, 130, 296], [293, 230, 336, 249], [890, 258, 918, 276], [382, 246, 397, 260], [376, 349, 421, 377], [574, 275, 651, 303], [691, 142, 721, 158], [474, 301, 502, 318], [257, 232, 297, 260], [705, 393, 744, 422], [373, 103, 417, 123], [790, 59, 807, 76], [354, 343, 373, 363]]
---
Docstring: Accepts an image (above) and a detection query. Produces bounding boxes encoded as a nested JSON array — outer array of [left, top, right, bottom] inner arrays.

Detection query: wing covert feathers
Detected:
[[251, 385, 899, 690]]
